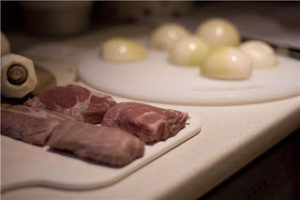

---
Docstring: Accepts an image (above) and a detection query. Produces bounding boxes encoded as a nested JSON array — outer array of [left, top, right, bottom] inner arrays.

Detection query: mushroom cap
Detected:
[[1, 54, 38, 98]]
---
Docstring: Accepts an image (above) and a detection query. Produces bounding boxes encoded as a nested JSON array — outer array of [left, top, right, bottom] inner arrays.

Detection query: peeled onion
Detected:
[[149, 24, 189, 51], [239, 40, 277, 69], [202, 47, 252, 80], [101, 37, 147, 62], [169, 36, 210, 66], [196, 18, 240, 48], [1, 32, 10, 56]]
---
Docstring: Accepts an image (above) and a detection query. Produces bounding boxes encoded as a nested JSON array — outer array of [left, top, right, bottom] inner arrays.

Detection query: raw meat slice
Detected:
[[102, 102, 189, 143], [1, 105, 72, 146], [25, 84, 116, 124], [48, 121, 145, 167]]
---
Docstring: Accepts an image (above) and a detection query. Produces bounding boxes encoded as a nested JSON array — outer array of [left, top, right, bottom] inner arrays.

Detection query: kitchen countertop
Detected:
[[2, 91, 299, 199], [2, 30, 300, 200]]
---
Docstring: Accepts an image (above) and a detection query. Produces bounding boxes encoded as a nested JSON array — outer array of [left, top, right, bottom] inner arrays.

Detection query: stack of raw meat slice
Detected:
[[1, 84, 189, 167]]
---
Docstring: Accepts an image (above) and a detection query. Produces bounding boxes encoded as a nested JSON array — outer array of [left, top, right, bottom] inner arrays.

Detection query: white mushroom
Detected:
[[149, 24, 189, 51], [101, 37, 147, 62], [196, 18, 240, 48], [201, 47, 252, 80], [239, 40, 277, 69], [1, 54, 38, 98], [169, 36, 210, 66]]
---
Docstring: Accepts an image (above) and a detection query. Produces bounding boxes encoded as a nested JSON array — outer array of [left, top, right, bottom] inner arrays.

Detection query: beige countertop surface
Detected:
[[2, 90, 299, 199], [2, 30, 300, 200]]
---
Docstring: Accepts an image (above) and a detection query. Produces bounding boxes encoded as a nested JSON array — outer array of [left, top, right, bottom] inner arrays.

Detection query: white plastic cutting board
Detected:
[[1, 113, 200, 192], [78, 46, 300, 105]]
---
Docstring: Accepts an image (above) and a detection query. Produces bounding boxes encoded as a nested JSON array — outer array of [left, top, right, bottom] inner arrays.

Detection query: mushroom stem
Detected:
[[7, 65, 28, 85]]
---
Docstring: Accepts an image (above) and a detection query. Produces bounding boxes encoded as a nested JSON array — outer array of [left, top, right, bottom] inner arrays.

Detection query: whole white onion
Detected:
[[169, 36, 210, 66], [101, 37, 147, 62], [196, 18, 240, 48], [202, 47, 252, 80], [149, 24, 189, 51], [239, 40, 277, 69], [1, 32, 11, 56]]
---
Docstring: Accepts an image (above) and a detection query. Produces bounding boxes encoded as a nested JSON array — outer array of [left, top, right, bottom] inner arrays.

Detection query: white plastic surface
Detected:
[[1, 113, 200, 191], [78, 45, 300, 105]]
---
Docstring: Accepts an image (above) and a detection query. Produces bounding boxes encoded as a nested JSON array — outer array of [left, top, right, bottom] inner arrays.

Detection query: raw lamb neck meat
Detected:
[[25, 84, 116, 124], [48, 121, 145, 167], [102, 102, 189, 143], [1, 105, 73, 146]]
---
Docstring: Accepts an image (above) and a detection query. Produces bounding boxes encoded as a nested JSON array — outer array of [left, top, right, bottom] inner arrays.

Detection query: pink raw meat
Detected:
[[102, 102, 189, 143], [25, 84, 116, 124]]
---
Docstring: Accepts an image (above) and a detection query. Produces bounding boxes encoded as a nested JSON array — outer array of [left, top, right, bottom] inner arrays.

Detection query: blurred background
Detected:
[[1, 1, 300, 58]]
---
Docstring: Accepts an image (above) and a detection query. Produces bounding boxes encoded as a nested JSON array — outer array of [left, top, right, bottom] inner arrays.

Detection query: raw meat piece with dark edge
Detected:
[[25, 84, 117, 124], [102, 102, 189, 143]]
